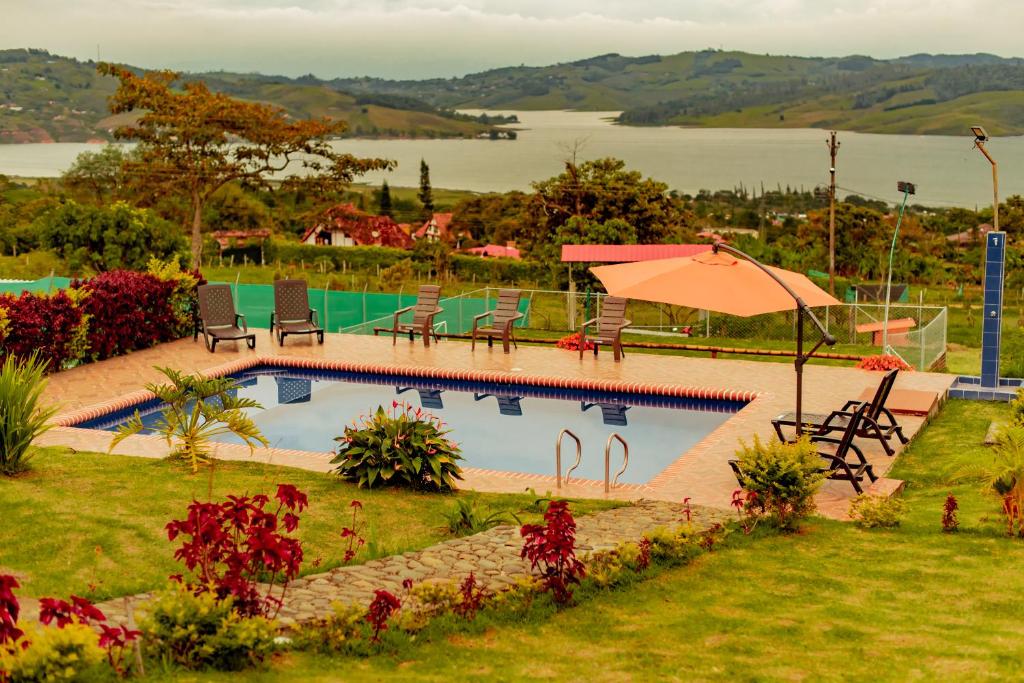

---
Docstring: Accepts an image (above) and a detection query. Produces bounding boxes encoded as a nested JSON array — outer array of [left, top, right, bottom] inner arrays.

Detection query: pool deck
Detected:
[[38, 333, 956, 519]]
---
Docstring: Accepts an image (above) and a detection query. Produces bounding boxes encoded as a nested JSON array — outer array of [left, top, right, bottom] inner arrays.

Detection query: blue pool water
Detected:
[[78, 366, 745, 485]]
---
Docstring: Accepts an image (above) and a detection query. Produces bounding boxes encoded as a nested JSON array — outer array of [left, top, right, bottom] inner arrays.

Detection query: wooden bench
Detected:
[[855, 317, 916, 346]]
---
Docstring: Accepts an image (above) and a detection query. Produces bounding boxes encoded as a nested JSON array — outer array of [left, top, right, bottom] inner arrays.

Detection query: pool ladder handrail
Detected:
[[556, 428, 582, 489], [605, 433, 629, 493]]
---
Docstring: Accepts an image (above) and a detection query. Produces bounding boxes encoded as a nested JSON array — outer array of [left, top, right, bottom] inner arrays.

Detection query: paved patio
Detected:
[[38, 333, 956, 518]]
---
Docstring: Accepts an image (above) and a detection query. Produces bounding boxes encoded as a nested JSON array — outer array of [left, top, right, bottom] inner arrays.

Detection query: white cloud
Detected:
[[0, 0, 1017, 78]]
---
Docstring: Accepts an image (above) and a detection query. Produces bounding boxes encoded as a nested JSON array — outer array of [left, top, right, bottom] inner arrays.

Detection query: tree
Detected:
[[97, 64, 393, 267], [60, 146, 135, 204], [378, 180, 393, 217], [418, 159, 434, 216], [38, 200, 185, 273]]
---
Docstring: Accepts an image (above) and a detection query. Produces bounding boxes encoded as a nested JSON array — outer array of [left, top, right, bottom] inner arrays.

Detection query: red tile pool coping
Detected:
[[54, 355, 761, 427]]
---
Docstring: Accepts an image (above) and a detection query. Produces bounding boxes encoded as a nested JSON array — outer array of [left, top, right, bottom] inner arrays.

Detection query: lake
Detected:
[[1, 110, 1020, 208]]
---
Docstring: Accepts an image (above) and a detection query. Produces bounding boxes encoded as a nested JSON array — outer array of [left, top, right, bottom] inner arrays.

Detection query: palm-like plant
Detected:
[[961, 425, 1024, 536], [0, 353, 58, 476], [110, 367, 268, 472]]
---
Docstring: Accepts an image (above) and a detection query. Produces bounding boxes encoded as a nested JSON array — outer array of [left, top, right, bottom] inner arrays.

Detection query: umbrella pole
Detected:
[[795, 307, 804, 437]]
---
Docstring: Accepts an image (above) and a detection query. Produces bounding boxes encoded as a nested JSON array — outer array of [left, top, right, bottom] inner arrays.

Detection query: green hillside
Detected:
[[0, 49, 505, 143], [332, 50, 1024, 135]]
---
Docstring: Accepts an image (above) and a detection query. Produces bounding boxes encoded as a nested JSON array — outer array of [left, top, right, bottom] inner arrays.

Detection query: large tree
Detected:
[[98, 64, 393, 266]]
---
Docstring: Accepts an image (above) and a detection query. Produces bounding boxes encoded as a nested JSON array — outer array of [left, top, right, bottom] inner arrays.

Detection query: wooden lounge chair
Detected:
[[579, 296, 632, 362], [391, 285, 443, 347], [471, 289, 524, 353], [771, 369, 908, 456], [270, 279, 324, 346], [730, 404, 878, 495], [194, 284, 255, 353]]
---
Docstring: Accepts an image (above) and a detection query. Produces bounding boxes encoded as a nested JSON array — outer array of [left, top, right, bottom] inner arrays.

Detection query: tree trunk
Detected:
[[190, 189, 203, 268]]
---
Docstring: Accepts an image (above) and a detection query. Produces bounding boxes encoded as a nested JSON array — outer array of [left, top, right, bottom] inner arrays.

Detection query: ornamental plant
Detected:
[[968, 425, 1024, 537], [733, 436, 828, 531], [110, 366, 268, 472], [555, 332, 594, 352], [942, 493, 960, 533], [73, 270, 179, 360], [856, 354, 913, 372], [366, 590, 402, 642], [520, 500, 586, 605], [0, 353, 58, 476], [332, 401, 463, 492], [0, 290, 86, 371], [848, 494, 905, 529], [1011, 388, 1024, 426], [164, 484, 308, 618]]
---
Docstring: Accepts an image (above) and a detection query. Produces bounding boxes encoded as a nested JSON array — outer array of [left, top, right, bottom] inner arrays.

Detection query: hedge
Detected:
[[0, 262, 199, 372]]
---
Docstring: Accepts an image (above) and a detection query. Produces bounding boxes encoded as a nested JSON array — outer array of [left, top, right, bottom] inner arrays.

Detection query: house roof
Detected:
[[946, 223, 995, 244], [465, 244, 521, 259], [414, 212, 454, 239], [560, 244, 713, 263], [210, 229, 272, 249], [302, 203, 412, 249]]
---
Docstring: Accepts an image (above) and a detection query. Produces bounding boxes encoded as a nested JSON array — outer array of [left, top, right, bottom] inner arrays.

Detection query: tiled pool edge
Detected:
[[53, 355, 761, 427]]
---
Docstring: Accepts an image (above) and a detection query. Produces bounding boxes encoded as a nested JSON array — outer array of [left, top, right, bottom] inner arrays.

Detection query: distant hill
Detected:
[[330, 49, 1024, 136], [0, 49, 513, 143]]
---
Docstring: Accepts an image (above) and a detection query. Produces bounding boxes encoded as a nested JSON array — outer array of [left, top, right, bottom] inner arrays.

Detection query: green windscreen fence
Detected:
[[0, 278, 530, 336]]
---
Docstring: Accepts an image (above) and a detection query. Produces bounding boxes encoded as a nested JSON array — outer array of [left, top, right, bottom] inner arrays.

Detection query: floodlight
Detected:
[[896, 181, 916, 195], [971, 126, 989, 142]]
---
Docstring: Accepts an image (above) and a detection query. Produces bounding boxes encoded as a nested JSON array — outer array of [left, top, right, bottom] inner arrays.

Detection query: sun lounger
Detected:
[[771, 369, 908, 456], [270, 279, 324, 346], [194, 284, 255, 353]]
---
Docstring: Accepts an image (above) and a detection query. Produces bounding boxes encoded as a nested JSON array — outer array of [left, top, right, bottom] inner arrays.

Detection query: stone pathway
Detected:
[[94, 501, 731, 627]]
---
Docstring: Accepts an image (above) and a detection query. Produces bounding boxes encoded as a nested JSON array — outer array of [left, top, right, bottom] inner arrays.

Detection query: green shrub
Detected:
[[0, 622, 107, 682], [733, 436, 827, 531], [296, 602, 367, 655], [140, 587, 279, 671], [331, 401, 463, 491], [848, 494, 905, 529], [443, 498, 519, 536], [1011, 388, 1024, 426], [0, 353, 57, 476]]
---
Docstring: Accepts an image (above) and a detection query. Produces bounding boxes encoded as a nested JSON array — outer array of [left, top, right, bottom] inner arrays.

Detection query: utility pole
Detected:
[[826, 131, 840, 296]]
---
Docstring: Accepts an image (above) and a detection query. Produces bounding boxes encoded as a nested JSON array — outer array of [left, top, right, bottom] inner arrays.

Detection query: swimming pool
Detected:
[[76, 365, 746, 485]]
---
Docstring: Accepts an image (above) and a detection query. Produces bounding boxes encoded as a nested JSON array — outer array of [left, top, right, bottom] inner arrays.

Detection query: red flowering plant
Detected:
[[0, 290, 86, 370], [366, 589, 402, 642], [73, 270, 179, 360], [165, 484, 308, 618], [520, 500, 586, 605], [340, 500, 366, 563], [942, 493, 960, 533], [555, 332, 594, 352], [856, 354, 913, 372], [332, 400, 463, 492]]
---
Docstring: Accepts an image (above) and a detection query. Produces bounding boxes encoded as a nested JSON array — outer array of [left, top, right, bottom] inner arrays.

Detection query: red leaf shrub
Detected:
[[520, 500, 586, 604], [454, 573, 488, 621], [0, 575, 22, 647], [340, 500, 366, 564], [942, 493, 960, 533], [74, 270, 178, 360], [366, 589, 402, 642], [555, 332, 594, 352], [0, 290, 85, 370], [165, 484, 307, 618], [856, 354, 913, 372]]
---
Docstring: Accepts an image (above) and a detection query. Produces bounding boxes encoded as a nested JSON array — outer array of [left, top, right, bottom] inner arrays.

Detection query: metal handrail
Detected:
[[604, 433, 629, 493], [557, 429, 582, 489]]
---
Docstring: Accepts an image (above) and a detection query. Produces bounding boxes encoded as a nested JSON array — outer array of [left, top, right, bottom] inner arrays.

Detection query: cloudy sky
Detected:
[[1, 0, 1018, 79]]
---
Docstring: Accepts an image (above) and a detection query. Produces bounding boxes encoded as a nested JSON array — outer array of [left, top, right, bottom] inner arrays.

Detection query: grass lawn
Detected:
[[165, 399, 1024, 681], [0, 448, 620, 601]]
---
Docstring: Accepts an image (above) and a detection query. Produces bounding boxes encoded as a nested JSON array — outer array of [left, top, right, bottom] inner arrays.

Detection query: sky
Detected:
[[0, 0, 1019, 79]]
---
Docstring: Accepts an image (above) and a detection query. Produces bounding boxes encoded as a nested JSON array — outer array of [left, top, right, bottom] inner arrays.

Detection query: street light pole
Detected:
[[882, 181, 916, 352], [826, 131, 840, 296], [971, 126, 999, 232]]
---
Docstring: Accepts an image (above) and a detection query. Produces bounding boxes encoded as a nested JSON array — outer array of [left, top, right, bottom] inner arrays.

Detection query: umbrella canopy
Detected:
[[590, 250, 839, 316]]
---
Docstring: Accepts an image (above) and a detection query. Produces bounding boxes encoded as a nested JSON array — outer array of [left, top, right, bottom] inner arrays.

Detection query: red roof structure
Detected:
[[210, 229, 271, 250], [464, 244, 521, 259], [414, 213, 455, 241], [302, 203, 412, 249], [560, 244, 713, 263]]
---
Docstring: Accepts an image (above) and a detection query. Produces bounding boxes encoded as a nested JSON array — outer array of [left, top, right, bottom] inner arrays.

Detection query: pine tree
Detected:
[[418, 158, 434, 216], [378, 180, 393, 217]]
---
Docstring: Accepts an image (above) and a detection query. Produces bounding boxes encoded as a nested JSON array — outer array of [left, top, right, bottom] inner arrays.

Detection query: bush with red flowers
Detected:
[[165, 484, 308, 618], [555, 332, 594, 352], [520, 500, 586, 604], [856, 354, 913, 371]]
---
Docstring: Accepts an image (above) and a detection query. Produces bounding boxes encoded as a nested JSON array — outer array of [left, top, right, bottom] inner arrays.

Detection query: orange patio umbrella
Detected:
[[590, 242, 841, 434]]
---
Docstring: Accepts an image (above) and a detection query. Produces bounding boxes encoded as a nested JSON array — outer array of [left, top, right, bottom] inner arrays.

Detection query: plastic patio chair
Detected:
[[471, 288, 524, 353], [194, 284, 255, 353], [270, 279, 324, 346], [390, 284, 443, 347]]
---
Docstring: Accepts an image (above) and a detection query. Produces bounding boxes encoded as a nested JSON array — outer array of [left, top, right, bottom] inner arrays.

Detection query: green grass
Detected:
[[158, 400, 1024, 681], [0, 448, 620, 600]]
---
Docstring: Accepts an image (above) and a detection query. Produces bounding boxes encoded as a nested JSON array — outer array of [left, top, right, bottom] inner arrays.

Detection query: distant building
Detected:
[[301, 203, 412, 249], [414, 213, 468, 244], [946, 223, 996, 246], [464, 243, 521, 260]]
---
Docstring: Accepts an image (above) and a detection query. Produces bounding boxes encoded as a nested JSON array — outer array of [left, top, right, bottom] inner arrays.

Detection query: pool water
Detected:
[[78, 366, 745, 485]]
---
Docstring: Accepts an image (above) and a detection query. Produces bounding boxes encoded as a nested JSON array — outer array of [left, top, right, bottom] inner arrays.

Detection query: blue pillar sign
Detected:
[[981, 231, 1006, 388]]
